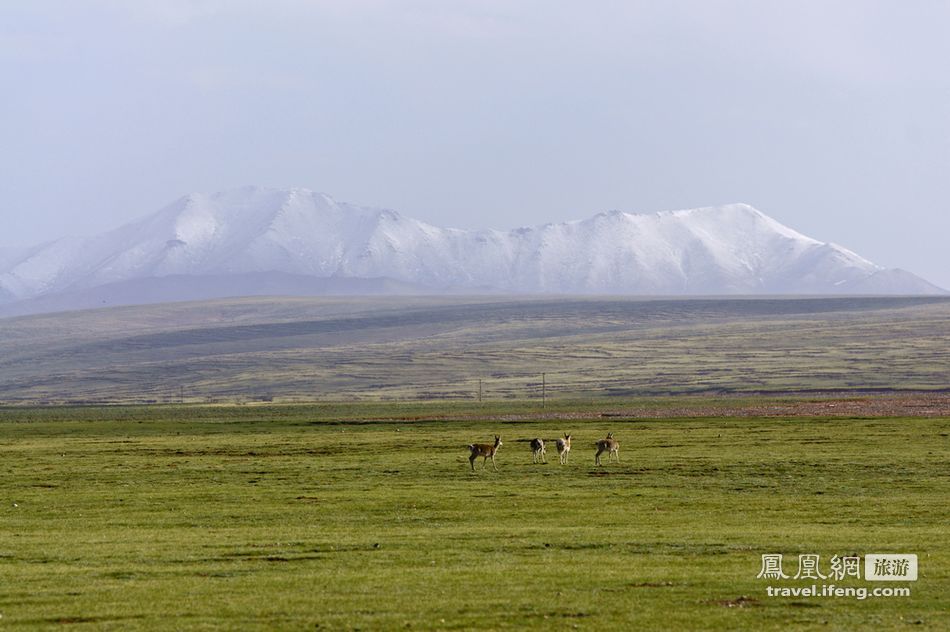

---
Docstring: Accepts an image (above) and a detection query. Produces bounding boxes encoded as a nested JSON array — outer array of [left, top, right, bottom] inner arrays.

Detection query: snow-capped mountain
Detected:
[[0, 186, 944, 313]]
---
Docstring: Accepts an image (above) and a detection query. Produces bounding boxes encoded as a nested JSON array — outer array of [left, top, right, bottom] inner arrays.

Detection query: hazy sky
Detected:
[[2, 0, 949, 288]]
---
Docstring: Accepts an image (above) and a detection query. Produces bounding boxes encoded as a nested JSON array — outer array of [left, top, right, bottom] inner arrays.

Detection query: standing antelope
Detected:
[[468, 435, 502, 471], [555, 434, 572, 464], [595, 432, 620, 466], [530, 438, 546, 464]]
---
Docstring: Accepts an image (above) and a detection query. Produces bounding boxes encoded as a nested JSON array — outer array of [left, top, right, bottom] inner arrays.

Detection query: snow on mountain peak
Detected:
[[0, 187, 944, 308]]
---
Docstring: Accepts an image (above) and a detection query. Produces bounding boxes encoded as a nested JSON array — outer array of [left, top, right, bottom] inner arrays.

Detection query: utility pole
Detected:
[[478, 379, 482, 403], [542, 373, 546, 408], [179, 385, 184, 404]]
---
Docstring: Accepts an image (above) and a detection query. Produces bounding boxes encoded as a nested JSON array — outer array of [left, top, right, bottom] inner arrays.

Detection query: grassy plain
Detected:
[[1, 402, 947, 630], [1, 296, 948, 404]]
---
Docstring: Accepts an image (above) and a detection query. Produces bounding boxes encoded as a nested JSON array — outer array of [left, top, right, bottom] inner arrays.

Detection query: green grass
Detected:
[[1, 403, 947, 629]]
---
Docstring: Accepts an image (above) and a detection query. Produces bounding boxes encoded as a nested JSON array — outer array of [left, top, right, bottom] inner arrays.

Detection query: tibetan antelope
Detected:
[[595, 432, 620, 466], [555, 434, 572, 464], [530, 438, 546, 464], [468, 435, 502, 471]]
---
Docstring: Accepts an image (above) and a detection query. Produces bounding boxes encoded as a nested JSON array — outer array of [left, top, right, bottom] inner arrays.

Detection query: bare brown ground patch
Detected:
[[406, 393, 950, 421]]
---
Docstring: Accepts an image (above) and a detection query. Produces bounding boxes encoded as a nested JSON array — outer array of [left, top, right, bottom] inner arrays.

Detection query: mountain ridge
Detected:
[[0, 186, 944, 314]]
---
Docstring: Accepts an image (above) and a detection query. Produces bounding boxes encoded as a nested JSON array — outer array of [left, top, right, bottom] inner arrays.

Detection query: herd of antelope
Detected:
[[466, 432, 619, 471]]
